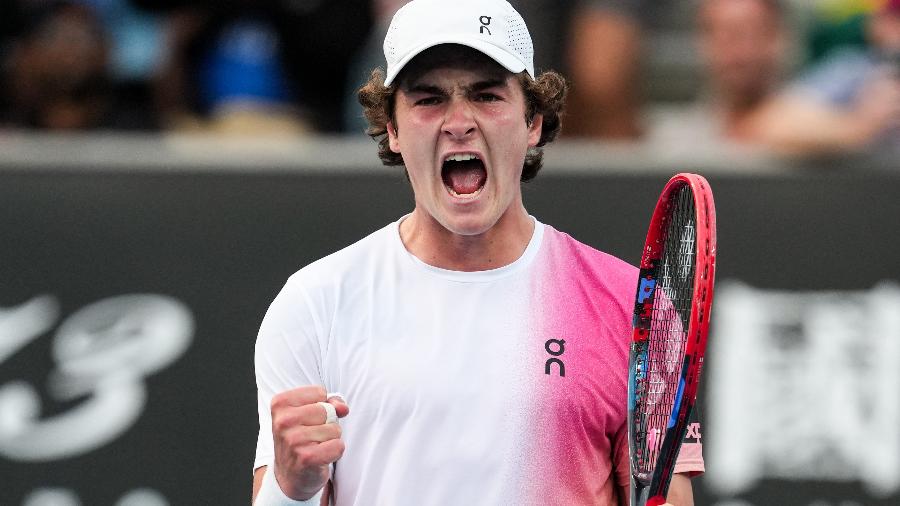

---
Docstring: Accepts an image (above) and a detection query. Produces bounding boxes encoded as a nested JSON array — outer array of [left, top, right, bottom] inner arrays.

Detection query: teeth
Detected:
[[445, 153, 479, 162], [448, 185, 484, 198]]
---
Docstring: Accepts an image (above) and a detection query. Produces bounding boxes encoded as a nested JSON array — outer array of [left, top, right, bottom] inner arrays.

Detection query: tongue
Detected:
[[444, 161, 487, 195]]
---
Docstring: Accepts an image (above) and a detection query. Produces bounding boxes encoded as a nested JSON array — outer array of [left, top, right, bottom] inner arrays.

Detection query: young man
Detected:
[[251, 0, 703, 504]]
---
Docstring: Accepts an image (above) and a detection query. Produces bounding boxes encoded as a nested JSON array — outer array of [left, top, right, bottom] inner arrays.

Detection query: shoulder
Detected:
[[540, 224, 637, 283], [788, 47, 876, 105], [260, 220, 399, 335], [293, 220, 398, 284], [536, 223, 638, 318], [286, 220, 398, 293]]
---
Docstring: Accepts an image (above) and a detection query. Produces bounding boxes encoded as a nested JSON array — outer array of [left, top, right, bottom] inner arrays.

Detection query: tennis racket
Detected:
[[628, 173, 716, 506]]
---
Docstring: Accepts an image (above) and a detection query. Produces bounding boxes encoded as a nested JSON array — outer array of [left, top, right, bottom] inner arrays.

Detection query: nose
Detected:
[[442, 97, 476, 140]]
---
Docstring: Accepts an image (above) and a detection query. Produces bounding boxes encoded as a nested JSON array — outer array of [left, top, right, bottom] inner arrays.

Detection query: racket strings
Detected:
[[634, 185, 697, 476]]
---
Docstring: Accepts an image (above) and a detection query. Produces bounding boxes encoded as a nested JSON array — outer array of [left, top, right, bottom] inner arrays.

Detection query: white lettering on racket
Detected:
[[685, 422, 702, 441]]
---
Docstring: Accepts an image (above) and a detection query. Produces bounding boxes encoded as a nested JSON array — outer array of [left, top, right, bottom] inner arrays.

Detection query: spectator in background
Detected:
[[558, 0, 645, 139], [648, 0, 789, 147], [139, 0, 373, 135], [0, 1, 160, 130], [747, 0, 900, 155]]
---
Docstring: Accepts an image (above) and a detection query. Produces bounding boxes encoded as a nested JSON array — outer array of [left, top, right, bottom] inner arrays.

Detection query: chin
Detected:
[[438, 212, 496, 237]]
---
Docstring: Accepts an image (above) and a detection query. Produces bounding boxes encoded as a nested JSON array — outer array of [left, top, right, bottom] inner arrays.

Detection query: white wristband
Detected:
[[255, 467, 323, 506]]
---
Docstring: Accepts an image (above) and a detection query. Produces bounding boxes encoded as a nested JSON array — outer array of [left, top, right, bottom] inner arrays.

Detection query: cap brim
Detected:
[[384, 35, 530, 86]]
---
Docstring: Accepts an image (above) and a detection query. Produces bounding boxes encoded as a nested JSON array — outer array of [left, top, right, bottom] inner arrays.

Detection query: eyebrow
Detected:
[[406, 84, 447, 96], [405, 78, 508, 96], [469, 78, 507, 92]]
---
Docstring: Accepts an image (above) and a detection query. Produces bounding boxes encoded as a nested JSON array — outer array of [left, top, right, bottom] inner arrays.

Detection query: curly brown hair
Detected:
[[357, 65, 568, 182]]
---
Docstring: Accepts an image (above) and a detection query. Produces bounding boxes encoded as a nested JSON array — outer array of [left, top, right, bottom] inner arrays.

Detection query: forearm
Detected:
[[252, 466, 329, 506], [616, 472, 693, 506], [752, 96, 888, 155], [665, 473, 694, 506]]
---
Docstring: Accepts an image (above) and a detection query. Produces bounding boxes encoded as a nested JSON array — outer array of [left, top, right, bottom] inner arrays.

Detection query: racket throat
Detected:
[[630, 479, 649, 506], [631, 478, 668, 506]]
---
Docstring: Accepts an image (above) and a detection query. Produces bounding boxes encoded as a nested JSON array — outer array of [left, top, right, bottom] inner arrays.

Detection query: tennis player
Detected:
[[252, 0, 703, 504]]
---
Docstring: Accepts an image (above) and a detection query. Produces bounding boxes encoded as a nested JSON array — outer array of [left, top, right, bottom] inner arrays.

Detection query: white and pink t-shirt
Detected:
[[255, 217, 703, 505]]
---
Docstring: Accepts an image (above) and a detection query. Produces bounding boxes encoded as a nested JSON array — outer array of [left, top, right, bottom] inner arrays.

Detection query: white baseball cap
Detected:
[[382, 0, 535, 86]]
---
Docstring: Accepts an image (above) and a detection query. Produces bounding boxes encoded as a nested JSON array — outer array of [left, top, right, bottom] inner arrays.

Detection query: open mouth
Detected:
[[441, 153, 487, 198]]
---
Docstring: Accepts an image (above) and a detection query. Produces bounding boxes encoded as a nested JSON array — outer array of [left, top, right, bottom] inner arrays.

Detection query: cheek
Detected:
[[490, 109, 530, 139], [394, 114, 440, 154]]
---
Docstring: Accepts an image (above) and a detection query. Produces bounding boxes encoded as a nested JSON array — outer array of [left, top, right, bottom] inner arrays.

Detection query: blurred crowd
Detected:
[[1, 0, 898, 157]]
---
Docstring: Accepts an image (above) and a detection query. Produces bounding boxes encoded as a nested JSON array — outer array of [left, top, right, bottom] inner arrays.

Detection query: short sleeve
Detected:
[[611, 406, 704, 495], [253, 278, 328, 472], [612, 420, 632, 500], [673, 406, 705, 476]]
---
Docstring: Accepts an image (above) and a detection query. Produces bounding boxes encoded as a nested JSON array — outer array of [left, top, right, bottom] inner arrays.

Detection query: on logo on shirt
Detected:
[[544, 338, 566, 377]]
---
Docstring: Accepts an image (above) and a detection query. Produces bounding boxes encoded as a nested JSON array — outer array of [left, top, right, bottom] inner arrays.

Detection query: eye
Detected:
[[475, 93, 501, 102], [415, 96, 442, 106]]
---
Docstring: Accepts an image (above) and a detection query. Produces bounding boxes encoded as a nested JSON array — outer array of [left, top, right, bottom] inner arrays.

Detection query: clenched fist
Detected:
[[269, 386, 350, 500]]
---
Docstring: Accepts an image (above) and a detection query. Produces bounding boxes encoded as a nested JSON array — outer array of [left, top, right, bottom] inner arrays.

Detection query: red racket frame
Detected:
[[628, 173, 716, 506]]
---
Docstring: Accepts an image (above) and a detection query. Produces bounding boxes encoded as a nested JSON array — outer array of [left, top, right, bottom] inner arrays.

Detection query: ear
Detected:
[[527, 114, 543, 147], [387, 121, 401, 154]]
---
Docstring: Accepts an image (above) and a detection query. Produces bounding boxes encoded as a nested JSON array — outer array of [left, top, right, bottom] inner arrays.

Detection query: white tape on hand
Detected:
[[318, 401, 338, 424]]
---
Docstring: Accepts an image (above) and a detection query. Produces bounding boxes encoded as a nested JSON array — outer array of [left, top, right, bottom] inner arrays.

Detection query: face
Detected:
[[29, 6, 108, 94], [386, 48, 543, 238], [699, 0, 784, 102]]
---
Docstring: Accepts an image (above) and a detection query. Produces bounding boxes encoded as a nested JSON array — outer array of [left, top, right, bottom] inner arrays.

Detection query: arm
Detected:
[[613, 406, 702, 504], [612, 423, 696, 506], [250, 388, 349, 505], [252, 466, 332, 506], [749, 75, 900, 156], [614, 472, 693, 506], [252, 279, 349, 505], [665, 473, 694, 506]]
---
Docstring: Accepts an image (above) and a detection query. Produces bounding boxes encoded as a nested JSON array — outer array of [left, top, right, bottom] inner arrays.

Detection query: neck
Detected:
[[399, 205, 534, 272]]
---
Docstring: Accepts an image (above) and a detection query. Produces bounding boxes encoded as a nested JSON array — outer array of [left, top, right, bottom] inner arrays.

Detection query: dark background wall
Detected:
[[1, 158, 898, 505]]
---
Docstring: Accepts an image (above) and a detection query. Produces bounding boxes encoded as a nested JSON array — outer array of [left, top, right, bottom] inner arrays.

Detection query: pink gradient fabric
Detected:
[[522, 226, 704, 504]]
